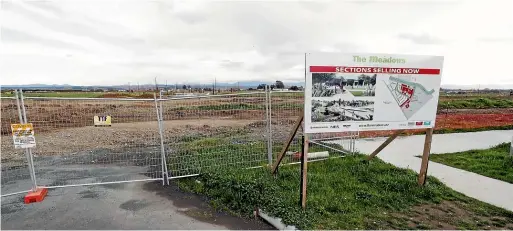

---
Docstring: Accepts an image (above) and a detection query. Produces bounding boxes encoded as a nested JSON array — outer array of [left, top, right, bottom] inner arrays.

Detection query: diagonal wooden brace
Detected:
[[271, 115, 303, 174]]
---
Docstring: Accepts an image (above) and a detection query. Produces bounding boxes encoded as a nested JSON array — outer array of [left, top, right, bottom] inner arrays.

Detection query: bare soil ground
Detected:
[[388, 201, 513, 230], [1, 119, 261, 161], [0, 97, 278, 135], [441, 108, 513, 114], [1, 96, 510, 162]]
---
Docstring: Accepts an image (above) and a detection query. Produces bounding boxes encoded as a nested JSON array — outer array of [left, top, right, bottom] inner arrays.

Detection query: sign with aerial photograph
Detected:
[[304, 53, 444, 133]]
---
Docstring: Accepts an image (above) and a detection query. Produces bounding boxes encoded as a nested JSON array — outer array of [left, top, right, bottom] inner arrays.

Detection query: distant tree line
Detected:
[[255, 80, 300, 91]]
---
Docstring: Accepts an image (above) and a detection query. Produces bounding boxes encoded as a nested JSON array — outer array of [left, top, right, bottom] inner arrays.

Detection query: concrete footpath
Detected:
[[351, 130, 513, 212]]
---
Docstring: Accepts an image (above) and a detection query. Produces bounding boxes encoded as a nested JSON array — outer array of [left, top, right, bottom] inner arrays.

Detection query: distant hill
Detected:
[[1, 81, 306, 90], [2, 83, 510, 90], [440, 84, 513, 90]]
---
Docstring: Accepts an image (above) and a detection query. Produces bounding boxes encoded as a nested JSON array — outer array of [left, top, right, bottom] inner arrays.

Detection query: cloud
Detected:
[[398, 33, 447, 45], [220, 60, 244, 69], [1, 27, 89, 52], [479, 37, 513, 43], [1, 0, 512, 86]]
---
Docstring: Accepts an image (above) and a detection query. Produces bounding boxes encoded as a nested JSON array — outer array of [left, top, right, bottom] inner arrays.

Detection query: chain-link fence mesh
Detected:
[[161, 93, 269, 178], [1, 97, 33, 196], [269, 91, 355, 164], [2, 90, 358, 194], [17, 98, 164, 188]]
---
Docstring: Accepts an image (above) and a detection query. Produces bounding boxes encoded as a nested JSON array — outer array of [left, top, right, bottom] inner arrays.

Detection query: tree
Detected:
[[275, 80, 285, 89], [312, 73, 336, 84], [357, 75, 366, 85], [347, 79, 355, 87], [257, 84, 266, 90], [289, 86, 299, 91], [182, 85, 187, 90], [370, 74, 377, 86]]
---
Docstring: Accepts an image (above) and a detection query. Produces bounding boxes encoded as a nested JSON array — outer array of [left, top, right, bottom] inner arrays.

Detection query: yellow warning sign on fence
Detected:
[[11, 123, 36, 149], [94, 115, 112, 127]]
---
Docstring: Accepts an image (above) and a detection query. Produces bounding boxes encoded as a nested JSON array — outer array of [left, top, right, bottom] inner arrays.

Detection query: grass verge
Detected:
[[438, 97, 513, 109], [433, 125, 513, 134], [359, 125, 513, 139], [177, 155, 513, 230], [429, 143, 513, 184], [166, 133, 340, 177]]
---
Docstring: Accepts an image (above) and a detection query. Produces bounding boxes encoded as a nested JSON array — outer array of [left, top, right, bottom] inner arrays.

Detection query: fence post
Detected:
[[14, 90, 23, 123], [159, 91, 170, 185], [266, 85, 273, 165], [18, 89, 38, 191], [154, 93, 168, 185]]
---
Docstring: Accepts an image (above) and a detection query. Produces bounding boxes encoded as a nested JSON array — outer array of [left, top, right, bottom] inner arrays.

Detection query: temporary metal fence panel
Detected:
[[20, 97, 165, 188], [1, 97, 34, 196], [160, 92, 269, 179], [2, 89, 359, 196]]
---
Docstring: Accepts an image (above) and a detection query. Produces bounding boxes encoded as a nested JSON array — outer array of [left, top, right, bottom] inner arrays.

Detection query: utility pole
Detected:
[[137, 82, 140, 91], [128, 82, 131, 91], [154, 76, 159, 93], [213, 77, 216, 95]]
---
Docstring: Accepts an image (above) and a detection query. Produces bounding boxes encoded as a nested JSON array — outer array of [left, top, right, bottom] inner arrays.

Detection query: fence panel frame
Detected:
[[1, 89, 359, 196], [1, 91, 38, 197], [18, 94, 167, 190], [160, 91, 269, 179]]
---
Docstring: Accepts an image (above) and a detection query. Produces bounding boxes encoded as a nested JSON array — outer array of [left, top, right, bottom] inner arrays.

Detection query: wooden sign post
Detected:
[[299, 135, 309, 209], [271, 115, 303, 174], [271, 114, 309, 209], [366, 128, 435, 186], [366, 130, 404, 161], [418, 128, 434, 185]]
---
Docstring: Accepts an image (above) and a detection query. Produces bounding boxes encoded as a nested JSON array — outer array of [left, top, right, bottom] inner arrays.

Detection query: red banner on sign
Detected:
[[309, 66, 440, 75]]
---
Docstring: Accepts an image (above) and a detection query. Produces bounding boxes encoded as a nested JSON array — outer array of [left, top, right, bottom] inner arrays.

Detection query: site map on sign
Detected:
[[385, 76, 435, 119]]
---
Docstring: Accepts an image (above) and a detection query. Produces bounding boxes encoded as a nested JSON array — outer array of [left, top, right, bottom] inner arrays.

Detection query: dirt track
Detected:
[[1, 96, 511, 162], [442, 108, 513, 114], [1, 119, 264, 161], [0, 96, 300, 135]]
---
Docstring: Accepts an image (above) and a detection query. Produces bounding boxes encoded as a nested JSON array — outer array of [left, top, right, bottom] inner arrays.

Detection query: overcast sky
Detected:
[[1, 0, 513, 86]]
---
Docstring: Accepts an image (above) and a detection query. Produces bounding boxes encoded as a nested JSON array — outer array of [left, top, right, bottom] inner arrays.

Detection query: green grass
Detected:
[[167, 134, 338, 177], [177, 155, 513, 229], [2, 90, 510, 110], [433, 125, 513, 134], [429, 143, 513, 184], [173, 103, 302, 111], [439, 97, 513, 109], [349, 91, 364, 96], [0, 91, 156, 98]]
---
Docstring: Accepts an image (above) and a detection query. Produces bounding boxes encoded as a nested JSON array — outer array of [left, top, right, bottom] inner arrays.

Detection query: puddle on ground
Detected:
[[78, 189, 100, 199], [119, 199, 150, 212], [141, 182, 273, 230]]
